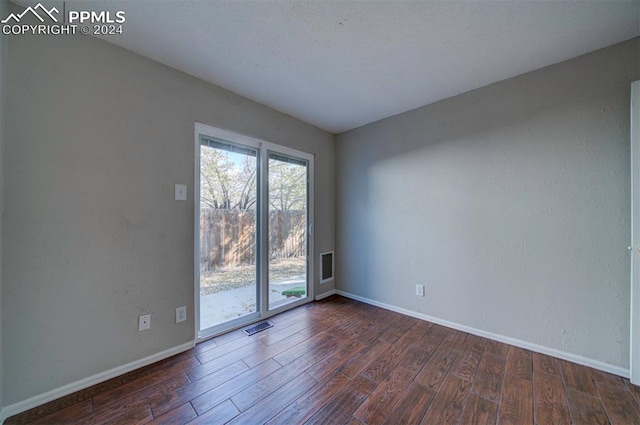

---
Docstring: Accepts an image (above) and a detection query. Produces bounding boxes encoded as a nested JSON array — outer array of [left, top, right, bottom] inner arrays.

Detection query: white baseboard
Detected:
[[335, 290, 629, 379], [1, 341, 195, 423], [315, 289, 336, 301]]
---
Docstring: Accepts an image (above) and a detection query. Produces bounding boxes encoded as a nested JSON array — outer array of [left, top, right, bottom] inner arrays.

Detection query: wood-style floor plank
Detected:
[[306, 339, 364, 381], [28, 400, 93, 425], [590, 368, 628, 392], [195, 335, 260, 364], [272, 332, 333, 366], [129, 350, 199, 380], [402, 320, 434, 343], [8, 295, 640, 425], [360, 342, 410, 384], [338, 341, 391, 379], [186, 399, 239, 425], [497, 374, 533, 425], [472, 352, 506, 402], [305, 375, 377, 425], [533, 372, 571, 425], [450, 348, 483, 382], [441, 329, 467, 351], [283, 334, 344, 374], [560, 360, 598, 397], [230, 359, 315, 411], [345, 417, 365, 425], [75, 404, 153, 425], [188, 341, 263, 382], [566, 389, 609, 425], [532, 352, 562, 377], [460, 334, 487, 355], [256, 320, 312, 347], [5, 374, 132, 425], [627, 380, 640, 405], [353, 366, 416, 425], [356, 321, 393, 346], [226, 373, 317, 424], [400, 343, 438, 374], [92, 365, 192, 409], [414, 343, 458, 390], [241, 331, 309, 368], [458, 394, 498, 425], [484, 340, 509, 358], [595, 380, 640, 424], [189, 358, 281, 415], [266, 371, 351, 425], [381, 382, 436, 425], [506, 346, 533, 381], [146, 403, 197, 425], [148, 360, 247, 417], [377, 314, 416, 344], [425, 323, 450, 341], [420, 374, 472, 425]]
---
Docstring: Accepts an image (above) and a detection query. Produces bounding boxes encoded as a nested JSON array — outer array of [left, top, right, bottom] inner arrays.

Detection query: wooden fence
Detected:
[[200, 208, 306, 271]]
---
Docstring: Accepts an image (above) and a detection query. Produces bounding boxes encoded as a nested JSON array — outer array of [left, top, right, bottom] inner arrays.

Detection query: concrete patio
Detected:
[[200, 275, 306, 329]]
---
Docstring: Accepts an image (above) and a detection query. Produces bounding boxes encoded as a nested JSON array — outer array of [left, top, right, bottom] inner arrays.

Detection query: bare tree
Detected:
[[200, 147, 307, 212], [268, 159, 306, 211], [200, 147, 257, 210]]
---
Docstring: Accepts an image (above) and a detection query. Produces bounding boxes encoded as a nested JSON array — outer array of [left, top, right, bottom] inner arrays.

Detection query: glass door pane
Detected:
[[268, 152, 309, 310], [199, 137, 259, 332]]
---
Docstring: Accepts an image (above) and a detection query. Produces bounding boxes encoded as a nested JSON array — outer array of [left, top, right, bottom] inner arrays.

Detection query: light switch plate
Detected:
[[175, 184, 187, 201]]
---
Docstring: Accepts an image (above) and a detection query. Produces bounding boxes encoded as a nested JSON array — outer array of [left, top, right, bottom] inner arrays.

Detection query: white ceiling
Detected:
[[18, 0, 640, 133]]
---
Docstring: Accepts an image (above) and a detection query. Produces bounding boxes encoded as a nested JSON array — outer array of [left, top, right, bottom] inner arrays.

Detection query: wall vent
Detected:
[[243, 321, 273, 336], [320, 251, 334, 283]]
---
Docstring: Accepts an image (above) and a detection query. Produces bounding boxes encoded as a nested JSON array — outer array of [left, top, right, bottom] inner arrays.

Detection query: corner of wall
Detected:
[[334, 38, 639, 370], [331, 133, 338, 293]]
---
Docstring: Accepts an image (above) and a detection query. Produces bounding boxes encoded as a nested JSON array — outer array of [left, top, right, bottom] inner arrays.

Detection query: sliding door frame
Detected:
[[631, 81, 639, 384], [264, 148, 314, 315], [194, 122, 314, 341]]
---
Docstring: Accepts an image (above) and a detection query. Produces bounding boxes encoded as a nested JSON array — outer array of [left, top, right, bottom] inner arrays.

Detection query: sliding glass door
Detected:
[[198, 137, 259, 332], [195, 123, 313, 339], [268, 153, 309, 310]]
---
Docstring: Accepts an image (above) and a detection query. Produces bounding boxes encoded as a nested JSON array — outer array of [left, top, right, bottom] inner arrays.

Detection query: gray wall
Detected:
[[336, 38, 639, 369], [3, 15, 335, 404], [0, 0, 6, 413]]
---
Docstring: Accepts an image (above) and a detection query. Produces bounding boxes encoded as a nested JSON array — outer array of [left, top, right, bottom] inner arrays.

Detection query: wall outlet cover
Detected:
[[175, 184, 187, 201], [416, 284, 425, 297], [139, 314, 151, 331], [176, 306, 187, 323]]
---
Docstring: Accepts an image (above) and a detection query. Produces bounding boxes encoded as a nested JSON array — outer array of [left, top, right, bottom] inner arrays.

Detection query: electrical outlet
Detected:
[[138, 314, 151, 331], [416, 284, 425, 297], [175, 184, 187, 201], [176, 306, 187, 323]]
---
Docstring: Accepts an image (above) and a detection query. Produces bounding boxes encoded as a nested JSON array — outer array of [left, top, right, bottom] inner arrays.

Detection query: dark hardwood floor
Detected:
[[6, 295, 640, 424]]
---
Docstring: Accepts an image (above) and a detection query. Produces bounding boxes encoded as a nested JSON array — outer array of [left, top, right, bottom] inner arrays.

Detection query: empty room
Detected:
[[1, 0, 640, 424]]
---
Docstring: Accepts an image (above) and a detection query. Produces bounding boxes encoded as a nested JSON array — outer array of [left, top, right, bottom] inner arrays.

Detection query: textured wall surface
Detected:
[[337, 38, 639, 369], [3, 17, 334, 404]]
